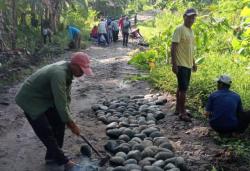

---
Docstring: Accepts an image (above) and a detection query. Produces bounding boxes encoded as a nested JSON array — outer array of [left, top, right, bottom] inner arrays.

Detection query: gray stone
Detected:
[[143, 157, 156, 163], [147, 120, 156, 125], [149, 131, 162, 138], [141, 148, 154, 158], [153, 137, 169, 146], [104, 140, 118, 153], [115, 152, 127, 160], [110, 156, 125, 166], [141, 140, 153, 148], [138, 159, 151, 167], [127, 150, 142, 161], [132, 95, 144, 99], [131, 137, 142, 143], [154, 112, 165, 120], [164, 163, 176, 170], [115, 143, 131, 153], [119, 134, 130, 142], [132, 144, 144, 152], [99, 105, 108, 110], [159, 142, 174, 151], [98, 115, 108, 124], [155, 151, 174, 160], [123, 128, 135, 138], [142, 127, 159, 136], [112, 166, 126, 171], [124, 164, 141, 170], [175, 157, 185, 170], [106, 129, 122, 139], [152, 160, 165, 168], [143, 166, 164, 171], [91, 104, 101, 111], [167, 168, 180, 171], [106, 122, 118, 130], [134, 133, 146, 140], [124, 158, 137, 165]]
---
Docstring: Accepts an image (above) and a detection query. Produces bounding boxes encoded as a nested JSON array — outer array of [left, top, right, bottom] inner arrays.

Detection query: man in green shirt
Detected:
[[15, 52, 93, 170], [171, 8, 197, 122]]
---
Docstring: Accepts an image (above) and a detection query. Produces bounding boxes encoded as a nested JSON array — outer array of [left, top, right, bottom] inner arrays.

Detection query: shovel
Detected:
[[79, 134, 110, 166]]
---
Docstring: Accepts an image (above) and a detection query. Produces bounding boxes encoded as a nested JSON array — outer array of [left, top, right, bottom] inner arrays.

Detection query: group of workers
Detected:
[[15, 8, 250, 171], [42, 14, 142, 49], [90, 15, 143, 47]]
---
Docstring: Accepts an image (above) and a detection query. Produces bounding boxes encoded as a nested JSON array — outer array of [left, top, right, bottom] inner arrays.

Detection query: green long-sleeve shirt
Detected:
[[15, 61, 73, 123]]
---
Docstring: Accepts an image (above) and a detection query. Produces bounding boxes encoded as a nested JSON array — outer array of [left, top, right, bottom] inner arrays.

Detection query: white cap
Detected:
[[216, 75, 232, 85]]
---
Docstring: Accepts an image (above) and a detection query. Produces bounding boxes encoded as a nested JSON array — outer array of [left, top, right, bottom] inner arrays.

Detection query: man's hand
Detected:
[[192, 64, 197, 72], [203, 111, 210, 118], [67, 121, 80, 136], [172, 64, 178, 74]]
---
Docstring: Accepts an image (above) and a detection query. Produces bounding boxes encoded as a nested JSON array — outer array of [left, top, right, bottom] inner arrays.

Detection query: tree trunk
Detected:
[[11, 0, 17, 49]]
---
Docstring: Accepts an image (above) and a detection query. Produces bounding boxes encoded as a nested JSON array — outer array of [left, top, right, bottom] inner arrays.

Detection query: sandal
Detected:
[[179, 114, 192, 122]]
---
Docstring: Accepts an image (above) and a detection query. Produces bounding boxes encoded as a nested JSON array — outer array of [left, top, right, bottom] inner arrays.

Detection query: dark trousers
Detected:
[[212, 110, 250, 134], [43, 34, 51, 44], [113, 30, 119, 42], [25, 108, 68, 165], [123, 32, 129, 46], [98, 33, 109, 45]]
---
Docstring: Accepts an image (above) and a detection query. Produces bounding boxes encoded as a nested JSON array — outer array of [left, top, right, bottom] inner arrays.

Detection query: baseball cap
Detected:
[[70, 52, 93, 76], [184, 8, 198, 16], [216, 75, 232, 85]]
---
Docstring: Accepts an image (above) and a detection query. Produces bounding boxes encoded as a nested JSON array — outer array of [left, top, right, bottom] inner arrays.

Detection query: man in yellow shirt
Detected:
[[171, 8, 197, 122]]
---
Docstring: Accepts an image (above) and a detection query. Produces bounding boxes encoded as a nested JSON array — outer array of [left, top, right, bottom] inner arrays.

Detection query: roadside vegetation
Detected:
[[128, 0, 250, 167]]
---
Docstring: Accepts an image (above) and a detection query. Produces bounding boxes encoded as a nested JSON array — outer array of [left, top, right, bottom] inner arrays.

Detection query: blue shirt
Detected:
[[206, 89, 243, 130], [68, 26, 80, 40]]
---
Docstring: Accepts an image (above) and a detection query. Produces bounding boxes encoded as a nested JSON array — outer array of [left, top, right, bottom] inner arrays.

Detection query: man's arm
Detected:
[[192, 58, 197, 72], [171, 42, 178, 74]]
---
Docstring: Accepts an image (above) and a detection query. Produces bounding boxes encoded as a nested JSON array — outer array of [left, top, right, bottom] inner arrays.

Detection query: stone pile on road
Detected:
[[92, 94, 187, 171]]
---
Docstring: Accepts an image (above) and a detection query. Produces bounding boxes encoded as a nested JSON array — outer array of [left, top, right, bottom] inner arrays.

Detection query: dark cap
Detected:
[[184, 8, 198, 16]]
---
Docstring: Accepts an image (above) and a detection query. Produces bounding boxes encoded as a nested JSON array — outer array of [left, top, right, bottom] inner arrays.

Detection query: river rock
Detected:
[[107, 129, 122, 139], [115, 143, 131, 153], [153, 137, 169, 146], [119, 134, 130, 142], [107, 122, 119, 130], [124, 164, 141, 170], [132, 144, 144, 152], [127, 150, 142, 161], [164, 163, 176, 170], [143, 166, 164, 171], [115, 152, 127, 160], [124, 158, 137, 165], [110, 156, 125, 166], [159, 142, 174, 151], [112, 166, 126, 171], [149, 131, 162, 138], [154, 111, 165, 120], [141, 148, 154, 158], [138, 159, 151, 167], [141, 140, 153, 148], [104, 140, 118, 153], [155, 151, 174, 160], [142, 127, 159, 136], [123, 128, 135, 138], [152, 160, 165, 168], [134, 133, 146, 140]]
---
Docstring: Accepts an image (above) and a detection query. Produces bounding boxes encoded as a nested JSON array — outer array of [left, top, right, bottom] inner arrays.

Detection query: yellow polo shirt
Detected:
[[172, 24, 195, 68]]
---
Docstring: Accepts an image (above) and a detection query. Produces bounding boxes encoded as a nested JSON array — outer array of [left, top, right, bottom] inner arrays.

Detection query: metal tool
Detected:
[[79, 134, 110, 166]]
